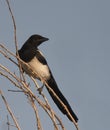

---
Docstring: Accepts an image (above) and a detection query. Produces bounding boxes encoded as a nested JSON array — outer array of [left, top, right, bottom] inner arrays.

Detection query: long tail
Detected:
[[45, 75, 78, 123]]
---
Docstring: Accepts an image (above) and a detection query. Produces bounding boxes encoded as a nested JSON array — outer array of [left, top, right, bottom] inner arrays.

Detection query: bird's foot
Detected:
[[37, 84, 44, 94]]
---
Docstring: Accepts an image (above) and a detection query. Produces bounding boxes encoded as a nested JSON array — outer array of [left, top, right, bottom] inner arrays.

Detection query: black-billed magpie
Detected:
[[18, 34, 78, 123]]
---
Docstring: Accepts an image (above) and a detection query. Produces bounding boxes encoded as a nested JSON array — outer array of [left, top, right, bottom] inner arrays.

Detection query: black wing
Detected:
[[36, 50, 47, 65]]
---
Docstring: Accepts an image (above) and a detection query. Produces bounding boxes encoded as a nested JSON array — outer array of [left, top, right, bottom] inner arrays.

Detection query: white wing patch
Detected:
[[27, 56, 50, 80]]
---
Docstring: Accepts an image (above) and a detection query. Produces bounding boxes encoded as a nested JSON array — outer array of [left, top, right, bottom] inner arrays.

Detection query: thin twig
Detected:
[[5, 0, 26, 81], [0, 71, 22, 90], [7, 115, 10, 130], [0, 90, 21, 130], [8, 90, 23, 92], [28, 96, 43, 130], [0, 49, 18, 66], [5, 0, 18, 52]]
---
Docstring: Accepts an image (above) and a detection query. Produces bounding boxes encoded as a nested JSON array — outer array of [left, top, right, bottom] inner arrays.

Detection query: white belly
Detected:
[[22, 56, 50, 80]]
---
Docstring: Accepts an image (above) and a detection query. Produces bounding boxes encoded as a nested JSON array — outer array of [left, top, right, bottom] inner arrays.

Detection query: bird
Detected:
[[18, 34, 78, 123]]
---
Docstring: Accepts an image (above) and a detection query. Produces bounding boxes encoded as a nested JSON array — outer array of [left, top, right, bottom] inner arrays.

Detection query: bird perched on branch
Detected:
[[18, 34, 78, 123]]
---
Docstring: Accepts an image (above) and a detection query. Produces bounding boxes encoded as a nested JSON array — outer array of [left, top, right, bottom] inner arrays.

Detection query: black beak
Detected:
[[39, 37, 49, 43]]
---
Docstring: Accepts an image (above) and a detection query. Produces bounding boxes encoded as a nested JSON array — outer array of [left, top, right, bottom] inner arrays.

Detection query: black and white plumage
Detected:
[[18, 34, 78, 123]]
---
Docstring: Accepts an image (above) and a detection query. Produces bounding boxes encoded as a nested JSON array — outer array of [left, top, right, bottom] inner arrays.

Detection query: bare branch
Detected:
[[28, 96, 43, 130], [0, 90, 21, 130], [5, 0, 18, 52]]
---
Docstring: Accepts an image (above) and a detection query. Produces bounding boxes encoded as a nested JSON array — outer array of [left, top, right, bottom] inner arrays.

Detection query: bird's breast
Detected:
[[22, 56, 50, 80]]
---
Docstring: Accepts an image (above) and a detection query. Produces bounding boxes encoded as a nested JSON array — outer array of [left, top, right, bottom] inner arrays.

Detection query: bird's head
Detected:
[[28, 34, 49, 47]]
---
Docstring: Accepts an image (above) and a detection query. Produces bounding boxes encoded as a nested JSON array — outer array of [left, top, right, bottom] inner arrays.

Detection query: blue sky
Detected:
[[0, 0, 110, 130]]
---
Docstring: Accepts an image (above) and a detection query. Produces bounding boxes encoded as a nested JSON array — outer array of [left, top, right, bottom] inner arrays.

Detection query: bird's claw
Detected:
[[37, 84, 44, 94]]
